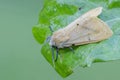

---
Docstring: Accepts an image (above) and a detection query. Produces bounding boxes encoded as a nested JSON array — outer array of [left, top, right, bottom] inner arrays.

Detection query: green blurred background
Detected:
[[0, 0, 120, 80]]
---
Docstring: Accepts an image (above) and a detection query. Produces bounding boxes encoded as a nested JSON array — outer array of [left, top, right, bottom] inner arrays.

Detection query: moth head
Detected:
[[49, 29, 69, 48]]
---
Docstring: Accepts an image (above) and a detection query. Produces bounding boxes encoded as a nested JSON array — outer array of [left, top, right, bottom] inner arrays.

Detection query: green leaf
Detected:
[[32, 0, 120, 78]]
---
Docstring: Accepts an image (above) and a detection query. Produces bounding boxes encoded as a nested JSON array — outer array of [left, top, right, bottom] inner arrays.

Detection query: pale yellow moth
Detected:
[[49, 7, 113, 62]]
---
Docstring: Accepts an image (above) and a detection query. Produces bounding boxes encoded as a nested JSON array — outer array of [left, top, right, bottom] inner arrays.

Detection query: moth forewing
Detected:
[[64, 17, 113, 46]]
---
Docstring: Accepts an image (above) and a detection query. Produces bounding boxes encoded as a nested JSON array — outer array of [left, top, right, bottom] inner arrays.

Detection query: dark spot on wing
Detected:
[[78, 6, 84, 10], [72, 44, 75, 46], [88, 37, 91, 41], [77, 24, 79, 26]]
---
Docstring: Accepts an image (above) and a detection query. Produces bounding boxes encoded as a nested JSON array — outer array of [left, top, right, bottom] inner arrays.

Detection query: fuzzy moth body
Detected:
[[49, 7, 113, 48]]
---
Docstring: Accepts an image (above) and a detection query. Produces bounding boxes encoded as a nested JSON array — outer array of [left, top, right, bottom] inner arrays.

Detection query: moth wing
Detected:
[[64, 7, 103, 31], [64, 17, 113, 46], [80, 7, 102, 20]]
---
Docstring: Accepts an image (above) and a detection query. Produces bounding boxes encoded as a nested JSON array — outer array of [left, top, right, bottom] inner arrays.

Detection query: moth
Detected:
[[49, 7, 113, 62]]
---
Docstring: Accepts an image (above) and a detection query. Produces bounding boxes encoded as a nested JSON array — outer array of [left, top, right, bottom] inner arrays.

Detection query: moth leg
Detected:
[[55, 47, 59, 62], [59, 53, 63, 63], [50, 46, 55, 66], [69, 47, 74, 54], [49, 26, 54, 33]]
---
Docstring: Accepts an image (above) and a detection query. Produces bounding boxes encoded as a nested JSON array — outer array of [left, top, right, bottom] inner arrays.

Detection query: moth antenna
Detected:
[[55, 47, 59, 62], [50, 46, 55, 66], [49, 26, 54, 33], [46, 36, 51, 42], [69, 47, 74, 54]]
